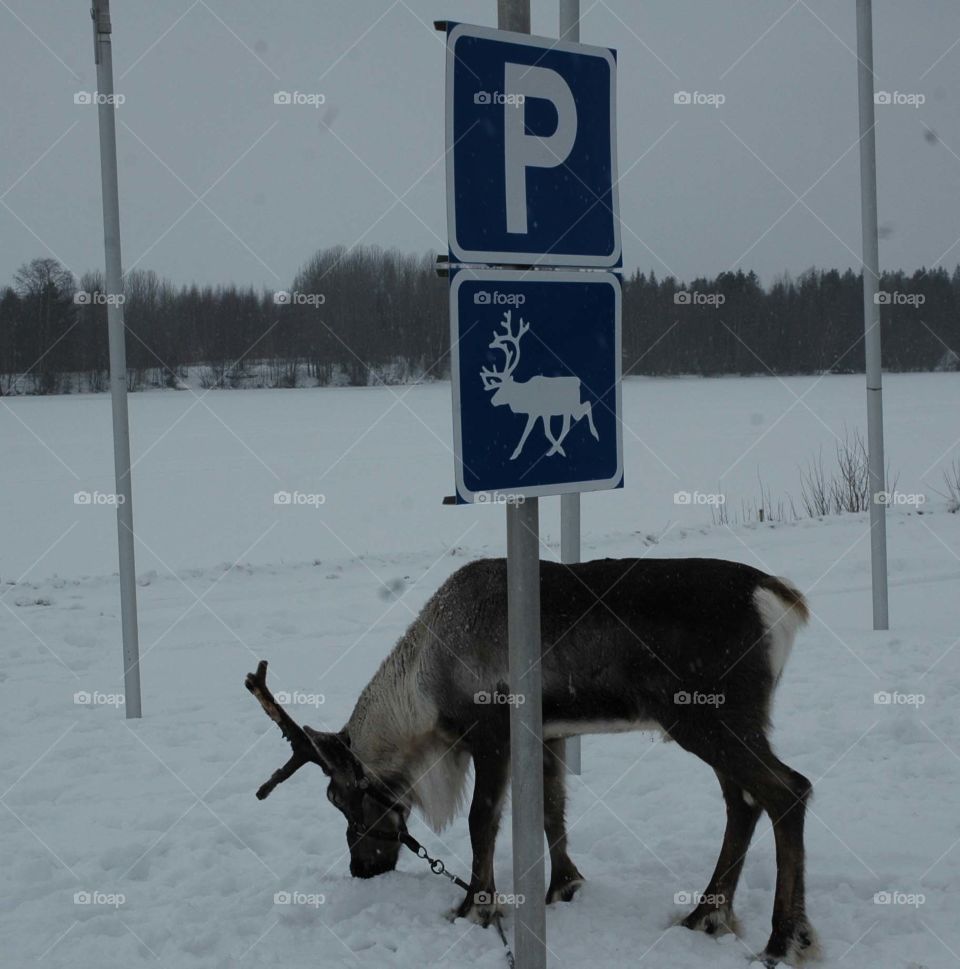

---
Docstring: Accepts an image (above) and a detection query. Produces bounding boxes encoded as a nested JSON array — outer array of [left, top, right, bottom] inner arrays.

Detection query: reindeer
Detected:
[[479, 311, 599, 460], [246, 556, 819, 967]]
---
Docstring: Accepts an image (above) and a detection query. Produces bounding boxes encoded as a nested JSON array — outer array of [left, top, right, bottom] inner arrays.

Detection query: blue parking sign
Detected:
[[451, 269, 622, 501], [445, 23, 620, 268]]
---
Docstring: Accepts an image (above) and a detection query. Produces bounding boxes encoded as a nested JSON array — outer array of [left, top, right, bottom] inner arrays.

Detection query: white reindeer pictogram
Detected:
[[479, 311, 599, 460]]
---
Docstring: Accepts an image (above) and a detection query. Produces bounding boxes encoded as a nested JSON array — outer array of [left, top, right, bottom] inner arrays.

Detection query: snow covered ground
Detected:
[[2, 373, 959, 968]]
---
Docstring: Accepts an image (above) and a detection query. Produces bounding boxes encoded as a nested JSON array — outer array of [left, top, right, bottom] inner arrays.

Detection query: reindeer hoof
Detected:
[[681, 904, 738, 937], [454, 892, 502, 927], [756, 920, 820, 966], [546, 877, 583, 904]]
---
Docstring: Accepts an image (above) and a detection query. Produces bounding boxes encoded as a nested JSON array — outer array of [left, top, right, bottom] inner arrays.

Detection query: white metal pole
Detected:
[[506, 498, 546, 969], [499, 6, 545, 965], [855, 0, 890, 630], [498, 0, 530, 32], [92, 0, 143, 716], [559, 496, 581, 775], [559, 0, 583, 778], [559, 0, 580, 41]]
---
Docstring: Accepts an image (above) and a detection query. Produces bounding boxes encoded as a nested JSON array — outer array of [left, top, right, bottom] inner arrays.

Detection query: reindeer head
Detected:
[[479, 311, 530, 406], [245, 661, 406, 880], [306, 726, 407, 879]]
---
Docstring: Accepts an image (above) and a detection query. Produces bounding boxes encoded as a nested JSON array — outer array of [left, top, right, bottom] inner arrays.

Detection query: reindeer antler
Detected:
[[479, 311, 530, 390], [245, 660, 324, 799]]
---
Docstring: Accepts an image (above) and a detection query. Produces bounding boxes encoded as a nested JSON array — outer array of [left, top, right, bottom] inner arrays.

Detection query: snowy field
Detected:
[[2, 373, 959, 968]]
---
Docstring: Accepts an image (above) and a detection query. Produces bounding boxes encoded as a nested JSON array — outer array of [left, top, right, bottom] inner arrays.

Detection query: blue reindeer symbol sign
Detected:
[[450, 269, 622, 502]]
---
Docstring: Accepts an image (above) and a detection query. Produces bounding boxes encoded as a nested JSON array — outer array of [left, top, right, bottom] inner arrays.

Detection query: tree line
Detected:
[[1, 249, 957, 395]]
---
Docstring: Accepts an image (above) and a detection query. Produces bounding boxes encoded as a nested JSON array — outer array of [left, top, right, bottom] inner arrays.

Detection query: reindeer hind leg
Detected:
[[681, 769, 760, 936], [543, 738, 584, 903], [581, 401, 599, 440], [546, 414, 571, 457]]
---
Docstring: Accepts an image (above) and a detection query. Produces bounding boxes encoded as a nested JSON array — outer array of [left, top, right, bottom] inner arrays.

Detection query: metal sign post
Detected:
[[855, 0, 890, 630], [506, 494, 546, 969], [497, 7, 545, 965], [92, 0, 142, 717], [444, 4, 621, 963], [559, 0, 582, 778]]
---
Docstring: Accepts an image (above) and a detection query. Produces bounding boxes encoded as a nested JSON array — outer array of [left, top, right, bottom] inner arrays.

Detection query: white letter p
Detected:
[[503, 63, 577, 235]]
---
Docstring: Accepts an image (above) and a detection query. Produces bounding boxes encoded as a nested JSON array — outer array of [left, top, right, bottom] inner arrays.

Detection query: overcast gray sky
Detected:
[[2, 0, 958, 290]]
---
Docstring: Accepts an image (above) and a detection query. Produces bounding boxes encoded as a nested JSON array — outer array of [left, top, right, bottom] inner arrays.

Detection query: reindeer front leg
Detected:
[[454, 748, 510, 926], [510, 414, 538, 460]]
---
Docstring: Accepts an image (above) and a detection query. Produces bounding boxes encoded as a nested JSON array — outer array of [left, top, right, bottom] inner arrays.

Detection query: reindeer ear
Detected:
[[303, 727, 356, 777]]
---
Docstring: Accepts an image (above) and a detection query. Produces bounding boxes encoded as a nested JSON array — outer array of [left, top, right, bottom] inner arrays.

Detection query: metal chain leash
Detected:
[[398, 830, 515, 969]]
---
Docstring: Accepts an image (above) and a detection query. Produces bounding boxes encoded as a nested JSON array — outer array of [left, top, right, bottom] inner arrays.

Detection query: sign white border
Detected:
[[445, 23, 621, 269], [450, 268, 623, 502]]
